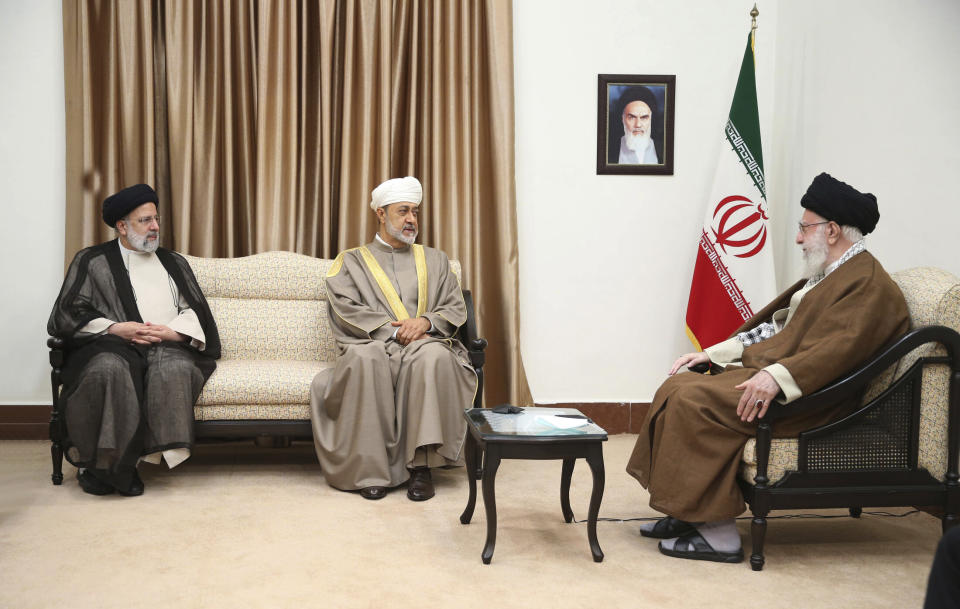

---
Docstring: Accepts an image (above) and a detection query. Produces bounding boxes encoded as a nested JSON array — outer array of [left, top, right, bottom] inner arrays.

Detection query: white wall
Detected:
[[0, 0, 65, 405], [516, 0, 960, 404], [769, 0, 960, 284], [515, 0, 780, 402]]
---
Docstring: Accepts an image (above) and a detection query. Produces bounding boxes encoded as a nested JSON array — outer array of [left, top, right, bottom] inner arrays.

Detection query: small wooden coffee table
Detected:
[[459, 407, 608, 563]]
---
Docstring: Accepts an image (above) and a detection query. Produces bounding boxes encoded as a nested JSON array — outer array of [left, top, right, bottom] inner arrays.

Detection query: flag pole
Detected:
[[751, 4, 759, 34]]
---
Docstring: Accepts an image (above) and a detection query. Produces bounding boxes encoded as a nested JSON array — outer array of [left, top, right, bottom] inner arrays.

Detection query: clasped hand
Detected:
[[391, 317, 431, 346], [109, 321, 184, 345]]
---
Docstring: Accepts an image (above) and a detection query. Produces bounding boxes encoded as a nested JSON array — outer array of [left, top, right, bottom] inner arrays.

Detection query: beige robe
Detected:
[[311, 237, 477, 490], [626, 252, 910, 522]]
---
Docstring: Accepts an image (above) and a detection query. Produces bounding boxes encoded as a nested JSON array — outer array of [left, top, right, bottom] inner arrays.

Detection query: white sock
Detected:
[[639, 520, 659, 534], [660, 519, 740, 552]]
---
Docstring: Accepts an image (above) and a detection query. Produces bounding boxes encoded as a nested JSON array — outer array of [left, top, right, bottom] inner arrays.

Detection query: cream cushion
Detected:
[[740, 267, 960, 484]]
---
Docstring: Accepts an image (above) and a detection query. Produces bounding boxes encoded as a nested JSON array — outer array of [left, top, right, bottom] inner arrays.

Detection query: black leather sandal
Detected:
[[658, 531, 744, 563], [640, 516, 697, 539]]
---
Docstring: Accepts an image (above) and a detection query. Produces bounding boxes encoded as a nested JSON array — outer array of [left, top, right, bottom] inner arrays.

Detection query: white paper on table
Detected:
[[536, 415, 589, 430]]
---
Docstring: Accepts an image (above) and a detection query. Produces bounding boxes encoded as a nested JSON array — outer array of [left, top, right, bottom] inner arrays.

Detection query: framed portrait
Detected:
[[597, 74, 676, 175]]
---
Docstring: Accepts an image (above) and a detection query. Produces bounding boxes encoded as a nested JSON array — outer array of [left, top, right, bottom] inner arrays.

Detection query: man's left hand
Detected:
[[734, 370, 780, 423], [391, 317, 431, 345], [141, 321, 186, 343]]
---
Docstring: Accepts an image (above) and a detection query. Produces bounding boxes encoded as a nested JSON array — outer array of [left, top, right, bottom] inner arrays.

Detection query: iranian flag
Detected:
[[684, 30, 775, 350]]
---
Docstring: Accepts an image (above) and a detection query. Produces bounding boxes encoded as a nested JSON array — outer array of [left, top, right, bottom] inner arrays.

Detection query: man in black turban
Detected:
[[626, 172, 909, 564], [608, 86, 662, 165], [48, 184, 220, 496]]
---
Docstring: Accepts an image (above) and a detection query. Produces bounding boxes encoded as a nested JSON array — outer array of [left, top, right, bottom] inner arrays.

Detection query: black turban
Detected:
[[102, 184, 159, 227], [619, 86, 659, 117], [800, 173, 879, 235]]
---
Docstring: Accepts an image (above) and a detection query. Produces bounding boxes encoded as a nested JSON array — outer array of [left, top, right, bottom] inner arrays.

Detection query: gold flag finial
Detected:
[[751, 4, 759, 33]]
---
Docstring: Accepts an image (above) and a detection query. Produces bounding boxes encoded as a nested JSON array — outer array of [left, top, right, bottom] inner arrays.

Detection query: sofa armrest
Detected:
[[459, 290, 487, 370], [460, 290, 487, 409], [47, 337, 65, 407]]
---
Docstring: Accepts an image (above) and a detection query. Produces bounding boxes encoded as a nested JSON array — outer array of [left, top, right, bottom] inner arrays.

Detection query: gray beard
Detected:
[[386, 221, 416, 246], [622, 118, 652, 152], [128, 230, 160, 253], [624, 130, 652, 153], [800, 233, 829, 278]]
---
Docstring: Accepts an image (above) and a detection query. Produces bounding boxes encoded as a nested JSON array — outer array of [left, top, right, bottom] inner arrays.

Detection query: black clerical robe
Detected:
[[47, 240, 220, 473]]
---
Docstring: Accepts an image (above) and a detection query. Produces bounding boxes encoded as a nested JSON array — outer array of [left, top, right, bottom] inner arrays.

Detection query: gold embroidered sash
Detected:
[[358, 244, 428, 320]]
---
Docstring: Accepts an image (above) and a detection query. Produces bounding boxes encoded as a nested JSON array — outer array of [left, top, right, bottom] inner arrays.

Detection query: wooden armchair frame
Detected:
[[740, 325, 960, 571]]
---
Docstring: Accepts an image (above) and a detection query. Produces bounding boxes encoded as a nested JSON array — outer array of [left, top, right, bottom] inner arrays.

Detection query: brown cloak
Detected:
[[626, 251, 909, 521]]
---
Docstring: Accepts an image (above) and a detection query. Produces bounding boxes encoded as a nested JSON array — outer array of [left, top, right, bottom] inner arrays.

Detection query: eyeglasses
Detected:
[[797, 220, 829, 234], [128, 215, 161, 227]]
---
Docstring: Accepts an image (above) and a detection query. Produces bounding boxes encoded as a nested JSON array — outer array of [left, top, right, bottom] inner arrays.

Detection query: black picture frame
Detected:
[[597, 74, 676, 175]]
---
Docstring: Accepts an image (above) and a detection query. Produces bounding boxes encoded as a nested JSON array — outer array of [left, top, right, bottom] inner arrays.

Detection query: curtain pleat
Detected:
[[63, 0, 529, 406]]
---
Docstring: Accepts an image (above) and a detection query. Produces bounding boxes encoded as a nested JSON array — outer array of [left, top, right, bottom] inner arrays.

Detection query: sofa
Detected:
[[47, 250, 487, 483]]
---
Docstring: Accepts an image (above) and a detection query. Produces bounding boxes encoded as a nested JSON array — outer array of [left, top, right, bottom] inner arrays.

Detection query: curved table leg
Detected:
[[560, 458, 575, 522], [481, 444, 501, 564], [585, 444, 605, 562], [460, 434, 480, 524]]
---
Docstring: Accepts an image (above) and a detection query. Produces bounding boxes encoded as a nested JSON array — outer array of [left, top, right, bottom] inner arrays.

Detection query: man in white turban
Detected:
[[310, 177, 476, 501]]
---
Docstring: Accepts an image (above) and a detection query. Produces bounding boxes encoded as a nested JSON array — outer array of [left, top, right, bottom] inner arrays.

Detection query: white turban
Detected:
[[370, 176, 423, 210]]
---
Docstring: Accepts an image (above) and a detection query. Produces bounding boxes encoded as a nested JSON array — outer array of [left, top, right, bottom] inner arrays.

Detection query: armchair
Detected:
[[739, 267, 960, 571]]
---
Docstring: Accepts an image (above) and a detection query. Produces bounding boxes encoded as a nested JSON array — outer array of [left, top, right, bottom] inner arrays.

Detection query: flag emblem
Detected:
[[711, 195, 769, 259]]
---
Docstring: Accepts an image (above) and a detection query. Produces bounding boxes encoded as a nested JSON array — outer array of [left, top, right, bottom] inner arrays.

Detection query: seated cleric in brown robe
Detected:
[[48, 184, 220, 496], [310, 177, 476, 501], [626, 173, 909, 563]]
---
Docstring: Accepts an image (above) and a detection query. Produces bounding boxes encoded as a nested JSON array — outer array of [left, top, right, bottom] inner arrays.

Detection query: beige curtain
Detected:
[[62, 0, 530, 406]]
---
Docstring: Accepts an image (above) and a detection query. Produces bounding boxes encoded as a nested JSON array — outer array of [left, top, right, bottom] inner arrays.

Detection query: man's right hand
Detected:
[[668, 352, 710, 375], [108, 322, 161, 345]]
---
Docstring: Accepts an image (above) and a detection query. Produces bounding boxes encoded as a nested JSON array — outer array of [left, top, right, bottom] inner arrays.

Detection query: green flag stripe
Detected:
[[726, 31, 765, 198], [726, 120, 766, 200]]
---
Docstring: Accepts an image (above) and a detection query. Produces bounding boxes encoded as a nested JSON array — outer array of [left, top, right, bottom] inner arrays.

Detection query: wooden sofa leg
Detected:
[[51, 441, 63, 485], [750, 513, 767, 571], [849, 507, 862, 518]]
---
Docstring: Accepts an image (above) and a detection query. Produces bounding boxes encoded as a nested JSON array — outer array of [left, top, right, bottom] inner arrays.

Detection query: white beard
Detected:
[[800, 227, 829, 278], [623, 118, 652, 153], [386, 221, 417, 246], [128, 230, 160, 253]]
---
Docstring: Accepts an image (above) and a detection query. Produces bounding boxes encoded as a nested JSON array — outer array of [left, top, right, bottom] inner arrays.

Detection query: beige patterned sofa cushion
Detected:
[[196, 360, 333, 406], [740, 266, 960, 485], [207, 298, 337, 361], [186, 251, 331, 300], [195, 404, 312, 421]]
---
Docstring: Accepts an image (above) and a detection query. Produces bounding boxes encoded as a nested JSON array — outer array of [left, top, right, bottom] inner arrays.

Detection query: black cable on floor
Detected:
[[571, 509, 922, 524]]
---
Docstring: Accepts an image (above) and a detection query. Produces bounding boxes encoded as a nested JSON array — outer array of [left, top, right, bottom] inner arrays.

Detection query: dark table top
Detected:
[[464, 407, 608, 442]]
